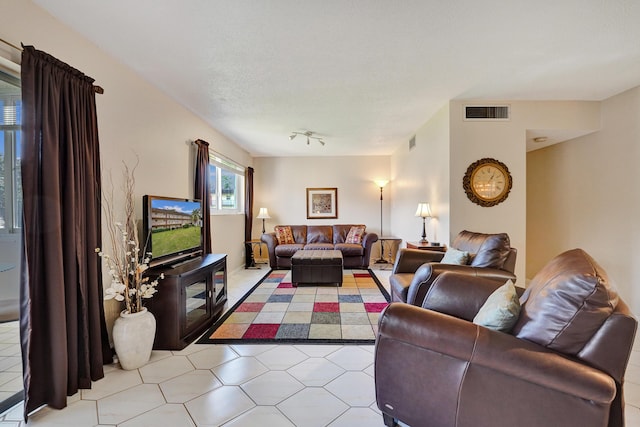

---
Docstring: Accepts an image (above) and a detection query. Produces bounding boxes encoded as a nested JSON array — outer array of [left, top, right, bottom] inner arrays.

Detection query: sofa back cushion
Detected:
[[452, 230, 511, 269], [333, 224, 366, 244], [307, 225, 333, 244], [512, 248, 619, 355]]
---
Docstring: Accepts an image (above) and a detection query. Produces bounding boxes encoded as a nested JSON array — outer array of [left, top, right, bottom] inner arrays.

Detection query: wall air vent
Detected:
[[464, 105, 510, 121], [409, 135, 416, 150]]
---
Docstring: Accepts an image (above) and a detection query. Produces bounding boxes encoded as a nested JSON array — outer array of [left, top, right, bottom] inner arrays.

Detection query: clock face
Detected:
[[463, 158, 512, 207], [471, 164, 508, 200]]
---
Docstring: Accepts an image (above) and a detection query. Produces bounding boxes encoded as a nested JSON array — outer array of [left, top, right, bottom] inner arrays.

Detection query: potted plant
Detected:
[[97, 161, 163, 370]]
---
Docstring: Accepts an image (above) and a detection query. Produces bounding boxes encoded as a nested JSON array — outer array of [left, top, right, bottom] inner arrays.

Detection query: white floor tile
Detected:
[[325, 371, 376, 407], [119, 403, 196, 427], [327, 407, 386, 427], [185, 386, 255, 426], [80, 368, 142, 400], [255, 345, 309, 370], [241, 371, 304, 405], [277, 387, 348, 427], [222, 405, 295, 427], [96, 383, 165, 425], [326, 346, 374, 371], [211, 356, 269, 385], [26, 400, 98, 426], [138, 355, 194, 383], [186, 345, 239, 370], [287, 357, 345, 386], [159, 369, 222, 403]]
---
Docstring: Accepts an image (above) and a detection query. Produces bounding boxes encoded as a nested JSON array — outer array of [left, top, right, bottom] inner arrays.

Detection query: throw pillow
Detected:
[[473, 280, 521, 332], [345, 226, 366, 244], [440, 247, 469, 265], [274, 226, 295, 245]]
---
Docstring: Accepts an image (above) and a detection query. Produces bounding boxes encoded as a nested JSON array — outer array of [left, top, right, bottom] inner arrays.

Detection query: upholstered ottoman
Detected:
[[291, 249, 343, 287]]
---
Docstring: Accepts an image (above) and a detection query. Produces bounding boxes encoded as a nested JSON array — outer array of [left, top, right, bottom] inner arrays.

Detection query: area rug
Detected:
[[197, 269, 390, 344]]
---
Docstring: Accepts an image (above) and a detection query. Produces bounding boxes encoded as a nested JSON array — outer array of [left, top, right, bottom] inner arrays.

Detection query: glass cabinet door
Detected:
[[184, 279, 208, 331], [214, 269, 226, 304]]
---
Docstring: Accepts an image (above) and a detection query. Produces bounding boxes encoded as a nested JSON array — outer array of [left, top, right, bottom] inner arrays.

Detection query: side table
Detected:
[[406, 242, 447, 252], [245, 240, 267, 269], [375, 237, 402, 264]]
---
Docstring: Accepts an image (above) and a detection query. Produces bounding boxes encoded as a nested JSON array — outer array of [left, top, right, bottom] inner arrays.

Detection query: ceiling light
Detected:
[[289, 130, 325, 146], [533, 136, 548, 143]]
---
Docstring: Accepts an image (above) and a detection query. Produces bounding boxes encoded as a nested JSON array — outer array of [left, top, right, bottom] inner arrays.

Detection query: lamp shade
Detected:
[[374, 179, 389, 188], [256, 207, 271, 219], [415, 203, 433, 218]]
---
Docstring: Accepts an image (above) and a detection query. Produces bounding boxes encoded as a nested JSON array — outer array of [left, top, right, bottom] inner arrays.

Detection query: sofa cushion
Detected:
[[333, 224, 366, 244], [452, 230, 510, 269], [275, 226, 295, 245], [512, 248, 619, 355], [304, 243, 335, 251], [274, 244, 304, 257], [345, 226, 366, 244], [334, 243, 364, 256], [473, 280, 521, 332], [440, 247, 469, 265], [307, 225, 333, 244]]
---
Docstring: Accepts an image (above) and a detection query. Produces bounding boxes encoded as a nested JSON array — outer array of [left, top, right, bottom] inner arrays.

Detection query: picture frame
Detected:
[[306, 187, 338, 219]]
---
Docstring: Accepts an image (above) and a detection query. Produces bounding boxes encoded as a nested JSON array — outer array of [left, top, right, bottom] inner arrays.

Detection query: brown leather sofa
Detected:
[[261, 224, 378, 269], [389, 230, 517, 306], [375, 248, 637, 427]]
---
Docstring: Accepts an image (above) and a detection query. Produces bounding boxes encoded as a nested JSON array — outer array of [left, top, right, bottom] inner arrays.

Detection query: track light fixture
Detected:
[[289, 131, 325, 146]]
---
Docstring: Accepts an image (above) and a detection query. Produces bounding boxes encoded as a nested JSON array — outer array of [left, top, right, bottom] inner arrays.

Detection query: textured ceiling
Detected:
[[34, 0, 640, 157]]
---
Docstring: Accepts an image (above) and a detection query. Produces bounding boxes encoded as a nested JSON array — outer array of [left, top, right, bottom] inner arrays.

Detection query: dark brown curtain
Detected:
[[194, 139, 212, 253], [20, 46, 111, 419], [244, 166, 254, 242]]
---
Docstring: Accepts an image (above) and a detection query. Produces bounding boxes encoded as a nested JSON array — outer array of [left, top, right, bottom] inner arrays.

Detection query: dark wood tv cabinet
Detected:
[[145, 253, 227, 350]]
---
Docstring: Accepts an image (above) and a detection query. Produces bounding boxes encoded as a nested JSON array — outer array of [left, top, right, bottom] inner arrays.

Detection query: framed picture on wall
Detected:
[[306, 188, 338, 219]]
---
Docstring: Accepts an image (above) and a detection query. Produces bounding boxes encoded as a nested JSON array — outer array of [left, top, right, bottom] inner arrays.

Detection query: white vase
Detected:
[[112, 307, 156, 370]]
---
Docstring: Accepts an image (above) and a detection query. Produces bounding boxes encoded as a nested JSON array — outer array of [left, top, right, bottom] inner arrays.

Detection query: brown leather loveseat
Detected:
[[261, 224, 378, 269], [375, 248, 637, 427]]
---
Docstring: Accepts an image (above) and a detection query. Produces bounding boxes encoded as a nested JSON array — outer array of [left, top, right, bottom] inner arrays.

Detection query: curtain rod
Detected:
[[0, 37, 104, 94]]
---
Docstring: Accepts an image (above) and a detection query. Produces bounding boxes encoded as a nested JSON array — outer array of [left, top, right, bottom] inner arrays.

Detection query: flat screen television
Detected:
[[142, 195, 204, 267]]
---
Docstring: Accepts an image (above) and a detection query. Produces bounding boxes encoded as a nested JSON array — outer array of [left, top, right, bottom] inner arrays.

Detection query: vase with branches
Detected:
[[97, 161, 163, 313]]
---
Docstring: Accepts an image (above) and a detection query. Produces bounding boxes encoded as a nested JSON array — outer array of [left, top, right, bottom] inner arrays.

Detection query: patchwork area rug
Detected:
[[197, 269, 390, 344]]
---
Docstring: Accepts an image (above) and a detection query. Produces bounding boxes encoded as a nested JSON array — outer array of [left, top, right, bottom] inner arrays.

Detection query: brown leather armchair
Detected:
[[390, 230, 517, 305], [375, 249, 637, 427]]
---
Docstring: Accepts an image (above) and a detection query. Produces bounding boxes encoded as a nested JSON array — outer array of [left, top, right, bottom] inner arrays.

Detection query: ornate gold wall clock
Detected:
[[463, 158, 512, 207]]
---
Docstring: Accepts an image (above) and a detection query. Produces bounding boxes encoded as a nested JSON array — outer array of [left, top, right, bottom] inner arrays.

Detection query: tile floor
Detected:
[[0, 265, 640, 426]]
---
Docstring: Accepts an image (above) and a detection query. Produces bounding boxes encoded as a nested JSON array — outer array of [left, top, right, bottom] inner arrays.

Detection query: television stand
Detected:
[[145, 253, 227, 350]]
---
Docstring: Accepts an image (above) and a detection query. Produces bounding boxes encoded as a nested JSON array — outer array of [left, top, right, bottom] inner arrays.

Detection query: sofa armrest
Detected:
[[421, 272, 515, 321], [362, 232, 378, 248], [261, 232, 278, 268], [406, 263, 517, 307], [376, 303, 615, 406], [391, 248, 444, 274]]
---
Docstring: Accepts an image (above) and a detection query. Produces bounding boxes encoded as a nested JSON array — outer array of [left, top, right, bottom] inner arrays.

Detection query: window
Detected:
[[0, 71, 21, 233], [208, 152, 244, 214]]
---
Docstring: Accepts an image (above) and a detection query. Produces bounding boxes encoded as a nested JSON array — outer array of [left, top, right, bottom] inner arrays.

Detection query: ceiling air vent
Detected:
[[464, 105, 510, 121], [409, 135, 416, 150]]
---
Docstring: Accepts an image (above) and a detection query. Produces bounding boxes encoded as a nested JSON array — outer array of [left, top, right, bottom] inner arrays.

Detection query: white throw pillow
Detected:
[[473, 280, 521, 332], [440, 247, 469, 265]]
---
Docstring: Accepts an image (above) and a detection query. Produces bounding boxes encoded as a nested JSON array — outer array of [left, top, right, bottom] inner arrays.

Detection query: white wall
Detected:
[[527, 86, 640, 313], [390, 104, 451, 247], [449, 100, 600, 285], [252, 156, 390, 257], [1, 1, 252, 330]]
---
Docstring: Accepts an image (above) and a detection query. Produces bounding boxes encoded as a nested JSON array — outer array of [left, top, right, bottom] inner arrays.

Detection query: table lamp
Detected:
[[415, 203, 432, 243], [256, 207, 271, 234]]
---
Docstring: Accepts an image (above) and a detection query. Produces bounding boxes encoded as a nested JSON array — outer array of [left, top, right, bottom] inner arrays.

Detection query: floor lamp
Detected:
[[374, 180, 389, 263]]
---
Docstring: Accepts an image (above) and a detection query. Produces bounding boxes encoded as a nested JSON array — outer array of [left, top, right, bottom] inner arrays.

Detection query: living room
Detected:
[[2, 1, 640, 426]]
